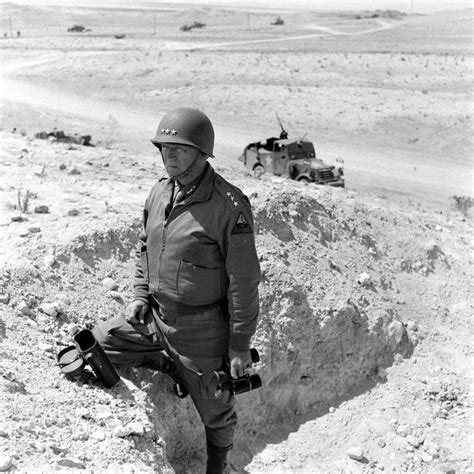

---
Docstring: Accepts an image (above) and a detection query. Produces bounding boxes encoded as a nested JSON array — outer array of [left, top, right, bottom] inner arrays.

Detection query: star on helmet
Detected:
[[151, 108, 215, 157]]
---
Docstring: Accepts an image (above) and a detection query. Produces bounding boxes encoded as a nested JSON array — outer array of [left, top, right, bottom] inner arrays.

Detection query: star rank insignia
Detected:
[[226, 191, 239, 207], [161, 129, 178, 135], [231, 212, 253, 235]]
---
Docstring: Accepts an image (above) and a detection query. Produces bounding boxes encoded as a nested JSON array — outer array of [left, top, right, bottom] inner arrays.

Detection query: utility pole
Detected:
[[9, 15, 13, 38]]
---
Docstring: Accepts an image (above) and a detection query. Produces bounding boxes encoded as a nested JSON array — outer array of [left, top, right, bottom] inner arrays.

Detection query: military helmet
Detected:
[[151, 107, 215, 157]]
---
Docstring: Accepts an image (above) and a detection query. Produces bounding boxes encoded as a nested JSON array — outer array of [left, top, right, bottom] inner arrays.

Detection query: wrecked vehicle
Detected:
[[238, 119, 344, 187], [34, 130, 93, 146], [180, 21, 206, 32], [67, 25, 91, 33]]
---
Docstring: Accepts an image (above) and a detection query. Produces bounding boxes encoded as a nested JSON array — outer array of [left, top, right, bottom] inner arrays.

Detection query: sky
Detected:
[[0, 0, 471, 13]]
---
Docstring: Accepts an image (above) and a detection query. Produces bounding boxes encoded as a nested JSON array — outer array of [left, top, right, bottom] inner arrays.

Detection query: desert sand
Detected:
[[0, 3, 472, 474], [1, 4, 472, 209]]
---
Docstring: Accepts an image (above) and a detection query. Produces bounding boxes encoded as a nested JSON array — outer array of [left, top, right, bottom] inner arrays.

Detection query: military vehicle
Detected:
[[67, 25, 91, 33], [34, 130, 93, 146], [238, 118, 344, 187], [180, 21, 206, 32]]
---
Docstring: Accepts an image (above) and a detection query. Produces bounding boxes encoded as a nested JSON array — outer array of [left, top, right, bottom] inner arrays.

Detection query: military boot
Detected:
[[206, 440, 232, 474]]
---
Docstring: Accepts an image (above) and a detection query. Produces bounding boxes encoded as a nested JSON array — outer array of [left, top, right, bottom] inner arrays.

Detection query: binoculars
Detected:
[[214, 348, 262, 396], [57, 329, 120, 388]]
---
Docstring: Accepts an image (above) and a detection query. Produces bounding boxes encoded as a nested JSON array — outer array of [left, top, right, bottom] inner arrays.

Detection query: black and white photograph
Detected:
[[0, 0, 472, 472]]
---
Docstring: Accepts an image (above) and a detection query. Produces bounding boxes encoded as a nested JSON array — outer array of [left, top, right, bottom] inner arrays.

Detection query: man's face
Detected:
[[160, 143, 202, 178]]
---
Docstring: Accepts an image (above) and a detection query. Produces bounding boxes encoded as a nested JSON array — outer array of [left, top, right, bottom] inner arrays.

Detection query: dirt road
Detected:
[[1, 70, 469, 211], [1, 11, 471, 210]]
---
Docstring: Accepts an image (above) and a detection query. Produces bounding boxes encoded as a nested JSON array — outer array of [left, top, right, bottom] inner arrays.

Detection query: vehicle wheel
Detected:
[[298, 177, 311, 184], [253, 165, 265, 179]]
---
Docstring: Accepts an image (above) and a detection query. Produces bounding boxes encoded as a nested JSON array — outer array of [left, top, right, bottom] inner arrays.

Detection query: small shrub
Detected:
[[35, 164, 47, 177], [17, 189, 34, 213], [452, 195, 473, 216]]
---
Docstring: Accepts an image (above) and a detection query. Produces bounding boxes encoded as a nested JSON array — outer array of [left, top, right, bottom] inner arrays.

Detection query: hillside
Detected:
[[0, 131, 472, 473], [0, 3, 472, 473], [0, 6, 472, 209]]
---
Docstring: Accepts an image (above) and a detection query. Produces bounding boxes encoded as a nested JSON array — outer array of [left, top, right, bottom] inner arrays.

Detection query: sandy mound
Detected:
[[0, 132, 472, 473]]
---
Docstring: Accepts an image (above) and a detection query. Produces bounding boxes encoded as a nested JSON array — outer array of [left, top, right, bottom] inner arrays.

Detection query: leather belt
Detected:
[[148, 293, 217, 316]]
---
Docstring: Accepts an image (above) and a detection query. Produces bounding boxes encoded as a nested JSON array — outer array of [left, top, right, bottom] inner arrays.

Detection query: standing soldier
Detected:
[[93, 108, 261, 473]]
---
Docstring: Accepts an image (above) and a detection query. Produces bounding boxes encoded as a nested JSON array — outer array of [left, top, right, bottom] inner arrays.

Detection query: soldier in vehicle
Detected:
[[93, 107, 261, 473]]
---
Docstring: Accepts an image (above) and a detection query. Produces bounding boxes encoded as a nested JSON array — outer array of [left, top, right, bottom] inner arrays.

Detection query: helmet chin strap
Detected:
[[172, 159, 199, 182], [165, 152, 207, 183]]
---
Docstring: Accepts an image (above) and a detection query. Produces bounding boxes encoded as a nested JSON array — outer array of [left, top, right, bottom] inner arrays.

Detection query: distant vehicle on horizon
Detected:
[[180, 21, 206, 32], [67, 25, 91, 33]]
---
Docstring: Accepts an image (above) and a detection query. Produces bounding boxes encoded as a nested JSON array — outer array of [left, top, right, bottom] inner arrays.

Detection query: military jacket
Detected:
[[134, 164, 261, 352]]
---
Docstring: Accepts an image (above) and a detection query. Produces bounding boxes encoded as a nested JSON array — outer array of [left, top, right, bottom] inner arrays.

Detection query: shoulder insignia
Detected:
[[215, 176, 249, 211], [231, 212, 253, 235], [226, 191, 240, 208]]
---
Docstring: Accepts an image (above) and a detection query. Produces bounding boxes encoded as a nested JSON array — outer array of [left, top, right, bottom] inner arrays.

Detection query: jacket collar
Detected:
[[162, 162, 214, 205], [189, 162, 214, 203]]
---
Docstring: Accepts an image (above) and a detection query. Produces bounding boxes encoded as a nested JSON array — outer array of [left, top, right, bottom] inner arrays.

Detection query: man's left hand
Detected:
[[229, 349, 252, 379]]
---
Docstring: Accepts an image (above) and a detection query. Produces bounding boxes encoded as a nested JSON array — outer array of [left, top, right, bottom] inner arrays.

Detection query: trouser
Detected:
[[93, 310, 237, 448]]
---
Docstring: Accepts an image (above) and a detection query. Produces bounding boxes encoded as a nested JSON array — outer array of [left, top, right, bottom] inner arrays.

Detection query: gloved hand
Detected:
[[126, 300, 149, 324], [229, 348, 252, 379]]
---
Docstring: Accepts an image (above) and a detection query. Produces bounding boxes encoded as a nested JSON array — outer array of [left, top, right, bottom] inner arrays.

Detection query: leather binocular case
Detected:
[[57, 329, 120, 388]]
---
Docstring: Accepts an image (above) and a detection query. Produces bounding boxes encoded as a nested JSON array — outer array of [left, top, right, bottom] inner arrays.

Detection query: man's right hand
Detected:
[[126, 300, 149, 324]]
